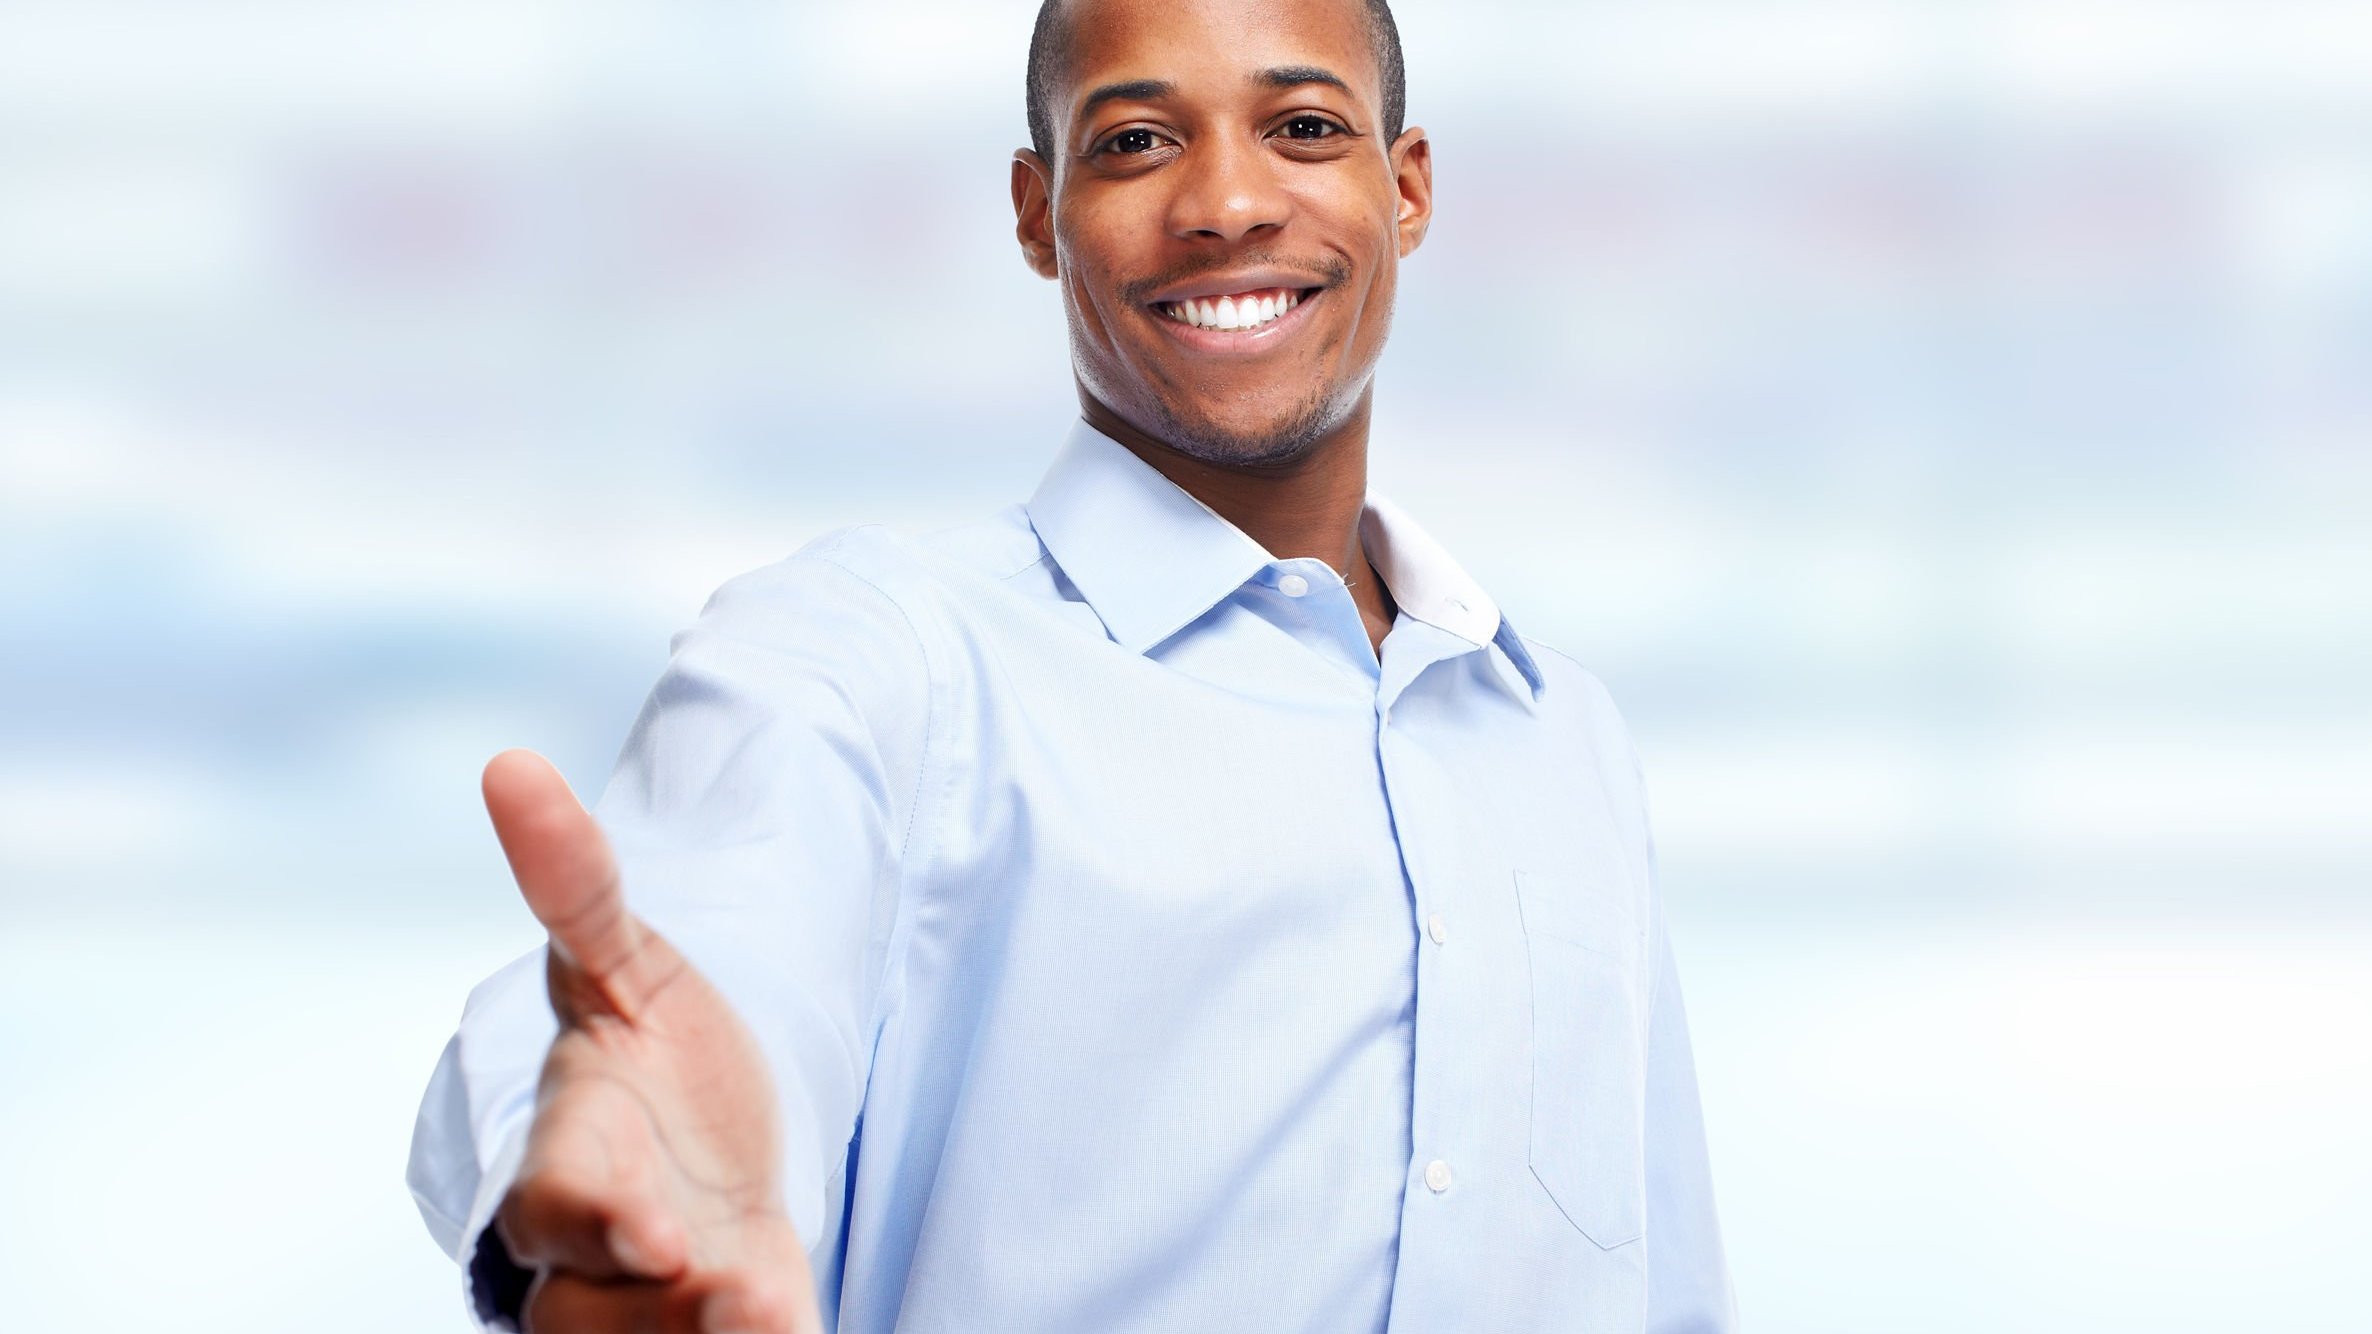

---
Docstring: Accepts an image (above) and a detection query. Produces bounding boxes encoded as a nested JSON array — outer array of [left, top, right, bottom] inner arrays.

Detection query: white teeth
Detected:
[[1164, 289, 1307, 331]]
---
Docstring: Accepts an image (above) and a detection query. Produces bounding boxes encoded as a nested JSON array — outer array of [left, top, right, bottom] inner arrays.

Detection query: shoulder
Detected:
[[691, 526, 926, 651], [683, 508, 1051, 684], [1519, 635, 1642, 770], [658, 527, 951, 735], [1517, 634, 1662, 902], [1518, 632, 1655, 830], [711, 507, 1043, 620]]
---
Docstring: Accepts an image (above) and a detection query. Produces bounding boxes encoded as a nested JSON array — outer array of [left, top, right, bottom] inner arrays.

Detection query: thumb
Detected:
[[483, 749, 664, 1019]]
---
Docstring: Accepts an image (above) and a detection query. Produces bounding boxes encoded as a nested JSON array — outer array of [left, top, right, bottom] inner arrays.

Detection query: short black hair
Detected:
[[1026, 0, 1405, 163]]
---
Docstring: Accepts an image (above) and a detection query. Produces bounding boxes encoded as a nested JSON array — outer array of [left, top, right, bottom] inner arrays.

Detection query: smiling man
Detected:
[[405, 1, 1734, 1331]]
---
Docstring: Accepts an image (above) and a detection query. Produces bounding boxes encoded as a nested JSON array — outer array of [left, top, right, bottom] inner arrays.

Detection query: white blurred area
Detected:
[[2, 1, 2368, 1329]]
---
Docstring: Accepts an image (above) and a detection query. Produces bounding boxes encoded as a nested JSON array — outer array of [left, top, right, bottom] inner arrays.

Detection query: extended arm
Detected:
[[405, 545, 934, 1331]]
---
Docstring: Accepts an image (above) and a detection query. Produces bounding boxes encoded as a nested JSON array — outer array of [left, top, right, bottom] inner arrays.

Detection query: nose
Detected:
[[1164, 133, 1292, 245]]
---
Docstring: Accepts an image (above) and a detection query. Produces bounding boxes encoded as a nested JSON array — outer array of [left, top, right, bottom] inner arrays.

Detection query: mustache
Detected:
[[1117, 252, 1351, 306]]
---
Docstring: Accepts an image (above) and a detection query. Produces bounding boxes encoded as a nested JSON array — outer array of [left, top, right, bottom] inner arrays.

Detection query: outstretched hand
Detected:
[[483, 749, 821, 1334]]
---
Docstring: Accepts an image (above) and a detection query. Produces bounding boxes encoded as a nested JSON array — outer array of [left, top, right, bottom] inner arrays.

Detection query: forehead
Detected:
[[1057, 0, 1379, 118]]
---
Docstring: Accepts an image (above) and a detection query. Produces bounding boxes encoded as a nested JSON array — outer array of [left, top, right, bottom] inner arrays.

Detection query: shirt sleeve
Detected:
[[403, 538, 938, 1329], [1638, 806, 1738, 1332]]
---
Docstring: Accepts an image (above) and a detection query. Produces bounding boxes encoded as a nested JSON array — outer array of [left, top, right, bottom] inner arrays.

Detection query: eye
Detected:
[[1277, 114, 1345, 141], [1098, 127, 1165, 156]]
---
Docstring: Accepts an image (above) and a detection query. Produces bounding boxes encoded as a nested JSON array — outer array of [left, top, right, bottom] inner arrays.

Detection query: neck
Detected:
[[1080, 388, 1373, 571], [1079, 386, 1397, 653]]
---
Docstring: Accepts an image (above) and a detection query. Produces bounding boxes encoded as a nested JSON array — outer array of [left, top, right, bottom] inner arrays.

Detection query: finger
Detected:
[[500, 1176, 689, 1285], [484, 749, 632, 974], [689, 1215, 824, 1334], [694, 1279, 818, 1334], [500, 1082, 690, 1281], [522, 1268, 702, 1334], [483, 749, 682, 1020]]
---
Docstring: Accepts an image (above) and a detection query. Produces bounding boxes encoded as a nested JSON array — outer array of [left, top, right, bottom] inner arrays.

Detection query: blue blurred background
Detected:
[[3, 1, 2368, 1329]]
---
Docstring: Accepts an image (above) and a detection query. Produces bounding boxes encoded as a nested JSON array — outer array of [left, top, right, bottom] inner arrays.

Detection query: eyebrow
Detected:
[[1073, 65, 1356, 127], [1077, 78, 1176, 122], [1255, 65, 1353, 95]]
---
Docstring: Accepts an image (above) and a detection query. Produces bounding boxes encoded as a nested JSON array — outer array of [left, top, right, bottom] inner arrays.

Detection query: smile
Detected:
[[1157, 285, 1310, 331], [1147, 285, 1323, 351]]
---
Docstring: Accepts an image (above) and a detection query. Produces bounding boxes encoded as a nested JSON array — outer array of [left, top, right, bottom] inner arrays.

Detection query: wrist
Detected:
[[468, 1218, 536, 1332]]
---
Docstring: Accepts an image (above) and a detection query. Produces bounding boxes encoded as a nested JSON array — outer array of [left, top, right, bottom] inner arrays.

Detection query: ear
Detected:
[[1012, 150, 1060, 279], [1388, 127, 1433, 258]]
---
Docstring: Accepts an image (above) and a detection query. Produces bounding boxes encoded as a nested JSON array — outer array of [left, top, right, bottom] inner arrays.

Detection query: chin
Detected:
[[1141, 385, 1350, 468]]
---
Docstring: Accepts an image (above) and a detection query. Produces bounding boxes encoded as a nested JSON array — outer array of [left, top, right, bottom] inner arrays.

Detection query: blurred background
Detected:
[[2, 0, 2367, 1329]]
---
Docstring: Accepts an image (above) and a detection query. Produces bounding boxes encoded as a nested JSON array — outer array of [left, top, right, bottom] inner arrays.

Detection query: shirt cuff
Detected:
[[458, 1117, 534, 1332]]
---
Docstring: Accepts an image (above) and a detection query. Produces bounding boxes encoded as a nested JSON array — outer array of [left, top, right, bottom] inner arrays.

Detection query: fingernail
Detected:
[[605, 1222, 651, 1272], [701, 1291, 757, 1334]]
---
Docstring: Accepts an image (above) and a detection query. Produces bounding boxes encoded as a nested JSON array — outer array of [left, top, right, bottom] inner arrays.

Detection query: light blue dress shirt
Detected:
[[407, 418, 1735, 1332]]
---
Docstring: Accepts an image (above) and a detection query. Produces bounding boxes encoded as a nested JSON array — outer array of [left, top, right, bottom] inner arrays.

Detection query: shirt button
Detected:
[[1278, 573, 1309, 598], [1425, 1159, 1453, 1193], [1426, 912, 1447, 945]]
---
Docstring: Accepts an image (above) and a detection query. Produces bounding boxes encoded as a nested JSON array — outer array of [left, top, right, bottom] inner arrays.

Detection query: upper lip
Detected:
[[1143, 269, 1330, 306]]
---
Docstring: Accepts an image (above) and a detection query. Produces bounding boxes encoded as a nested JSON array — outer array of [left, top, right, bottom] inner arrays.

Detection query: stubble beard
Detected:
[[1137, 378, 1355, 470]]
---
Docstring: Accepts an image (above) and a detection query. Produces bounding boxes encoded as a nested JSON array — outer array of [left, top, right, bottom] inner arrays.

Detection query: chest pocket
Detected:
[[1514, 867, 1649, 1249]]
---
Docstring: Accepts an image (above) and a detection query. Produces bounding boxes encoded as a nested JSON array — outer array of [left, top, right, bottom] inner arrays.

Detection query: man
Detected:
[[405, 0, 1735, 1329]]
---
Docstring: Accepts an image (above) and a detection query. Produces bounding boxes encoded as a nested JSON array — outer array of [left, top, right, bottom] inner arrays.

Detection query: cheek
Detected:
[[1055, 206, 1138, 316], [1055, 245, 1135, 346], [1363, 266, 1398, 330], [1352, 225, 1401, 333], [1059, 268, 1119, 348]]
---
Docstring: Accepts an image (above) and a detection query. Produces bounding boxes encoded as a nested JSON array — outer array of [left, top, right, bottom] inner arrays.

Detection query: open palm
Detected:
[[483, 749, 821, 1334]]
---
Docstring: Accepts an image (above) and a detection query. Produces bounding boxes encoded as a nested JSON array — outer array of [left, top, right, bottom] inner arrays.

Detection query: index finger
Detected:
[[499, 1092, 687, 1282]]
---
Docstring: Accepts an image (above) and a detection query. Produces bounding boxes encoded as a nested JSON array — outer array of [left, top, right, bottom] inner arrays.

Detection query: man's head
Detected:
[[1025, 0, 1406, 168], [1011, 0, 1432, 468]]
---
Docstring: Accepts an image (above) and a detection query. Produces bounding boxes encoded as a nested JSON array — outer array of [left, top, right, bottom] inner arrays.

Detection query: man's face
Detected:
[[1013, 0, 1432, 466]]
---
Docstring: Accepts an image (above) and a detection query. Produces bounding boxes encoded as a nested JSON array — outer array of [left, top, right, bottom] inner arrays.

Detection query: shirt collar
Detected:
[[1360, 493, 1547, 701], [1025, 418, 1274, 655], [1025, 417, 1547, 700]]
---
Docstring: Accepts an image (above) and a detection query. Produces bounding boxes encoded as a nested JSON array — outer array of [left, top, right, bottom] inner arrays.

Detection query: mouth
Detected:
[[1147, 285, 1324, 348]]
